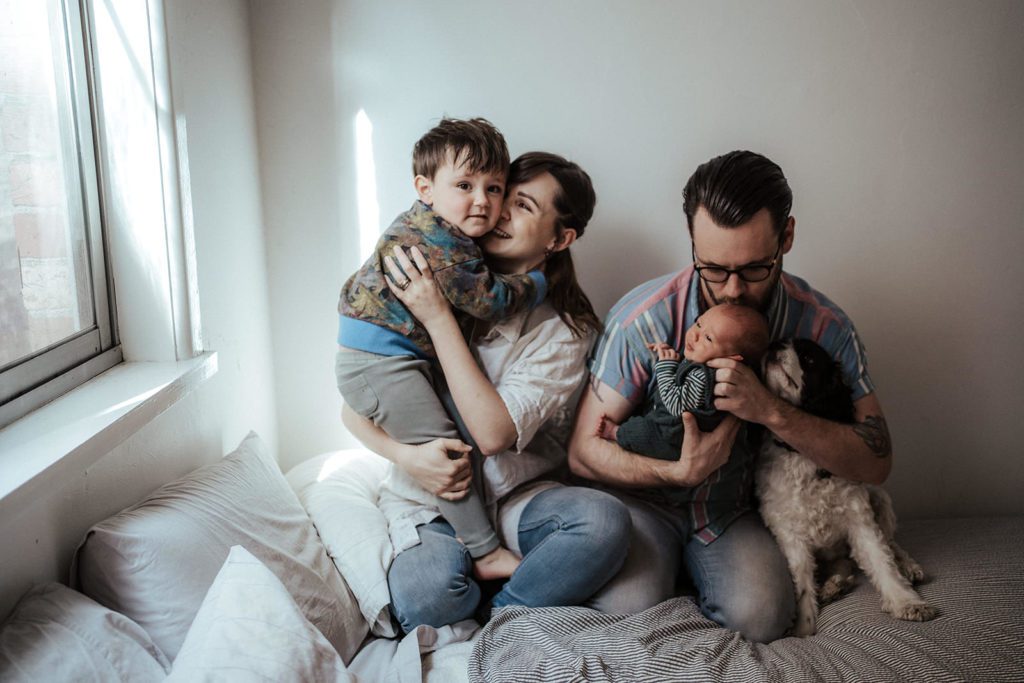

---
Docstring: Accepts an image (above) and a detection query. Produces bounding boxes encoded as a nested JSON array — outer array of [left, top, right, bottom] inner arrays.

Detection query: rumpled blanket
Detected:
[[469, 517, 1024, 682]]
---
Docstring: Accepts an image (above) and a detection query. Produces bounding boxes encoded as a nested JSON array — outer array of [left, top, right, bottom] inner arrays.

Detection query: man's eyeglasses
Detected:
[[692, 242, 782, 284]]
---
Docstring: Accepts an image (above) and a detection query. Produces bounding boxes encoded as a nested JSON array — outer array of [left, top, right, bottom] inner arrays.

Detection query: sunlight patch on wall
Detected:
[[354, 110, 380, 261]]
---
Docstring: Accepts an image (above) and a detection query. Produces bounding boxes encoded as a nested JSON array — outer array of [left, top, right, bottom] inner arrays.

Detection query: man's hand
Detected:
[[668, 412, 741, 486], [571, 376, 742, 488], [706, 356, 782, 424], [398, 438, 473, 501]]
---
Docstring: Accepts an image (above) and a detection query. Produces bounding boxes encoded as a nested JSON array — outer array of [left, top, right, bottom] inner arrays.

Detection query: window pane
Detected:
[[0, 0, 94, 369]]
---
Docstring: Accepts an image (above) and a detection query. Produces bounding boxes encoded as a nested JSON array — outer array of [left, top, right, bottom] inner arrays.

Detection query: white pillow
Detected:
[[286, 449, 396, 637], [0, 583, 169, 682], [168, 546, 356, 682], [72, 432, 367, 663]]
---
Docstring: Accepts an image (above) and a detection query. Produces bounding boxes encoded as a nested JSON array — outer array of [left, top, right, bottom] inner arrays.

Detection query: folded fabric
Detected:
[[168, 545, 356, 682], [0, 582, 169, 682], [73, 431, 366, 663]]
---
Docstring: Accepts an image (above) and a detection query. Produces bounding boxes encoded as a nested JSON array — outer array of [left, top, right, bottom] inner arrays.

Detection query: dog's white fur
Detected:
[[756, 340, 936, 636]]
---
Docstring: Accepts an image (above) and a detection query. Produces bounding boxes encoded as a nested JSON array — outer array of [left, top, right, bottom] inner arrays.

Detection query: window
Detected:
[[0, 0, 119, 428]]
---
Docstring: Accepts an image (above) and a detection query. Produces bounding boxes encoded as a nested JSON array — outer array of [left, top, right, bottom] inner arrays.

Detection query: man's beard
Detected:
[[700, 268, 780, 312]]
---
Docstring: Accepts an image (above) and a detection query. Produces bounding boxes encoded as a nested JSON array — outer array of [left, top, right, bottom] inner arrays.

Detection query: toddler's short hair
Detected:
[[412, 117, 509, 180]]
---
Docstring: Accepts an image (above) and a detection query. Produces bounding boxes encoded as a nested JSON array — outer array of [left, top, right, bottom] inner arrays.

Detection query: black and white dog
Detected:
[[756, 338, 936, 636]]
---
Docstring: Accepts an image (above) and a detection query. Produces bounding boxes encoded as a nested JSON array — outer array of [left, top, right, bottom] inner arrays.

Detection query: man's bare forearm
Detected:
[[761, 394, 891, 484], [568, 431, 689, 487], [568, 379, 736, 488]]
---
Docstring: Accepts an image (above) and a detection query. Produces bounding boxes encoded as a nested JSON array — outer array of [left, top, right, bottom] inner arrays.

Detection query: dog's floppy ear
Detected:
[[805, 360, 855, 423]]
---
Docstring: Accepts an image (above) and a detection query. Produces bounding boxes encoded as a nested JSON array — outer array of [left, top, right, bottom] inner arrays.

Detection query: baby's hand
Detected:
[[647, 342, 679, 362]]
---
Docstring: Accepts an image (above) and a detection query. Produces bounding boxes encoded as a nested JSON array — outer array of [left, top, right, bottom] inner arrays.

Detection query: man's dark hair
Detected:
[[412, 117, 509, 180], [682, 150, 793, 236]]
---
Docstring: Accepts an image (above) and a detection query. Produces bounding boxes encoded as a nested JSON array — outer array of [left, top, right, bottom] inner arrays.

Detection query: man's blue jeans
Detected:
[[387, 485, 631, 634], [586, 494, 796, 643]]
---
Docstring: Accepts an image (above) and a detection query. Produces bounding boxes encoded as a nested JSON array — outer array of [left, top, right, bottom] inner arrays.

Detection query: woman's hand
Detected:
[[396, 438, 474, 501], [384, 245, 453, 328]]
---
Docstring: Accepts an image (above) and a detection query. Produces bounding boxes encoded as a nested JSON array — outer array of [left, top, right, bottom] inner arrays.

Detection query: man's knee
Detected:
[[712, 575, 795, 642], [586, 498, 680, 614], [686, 513, 796, 642]]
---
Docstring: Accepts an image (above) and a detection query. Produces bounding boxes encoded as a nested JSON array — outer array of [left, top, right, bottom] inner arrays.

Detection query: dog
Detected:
[[756, 338, 936, 636]]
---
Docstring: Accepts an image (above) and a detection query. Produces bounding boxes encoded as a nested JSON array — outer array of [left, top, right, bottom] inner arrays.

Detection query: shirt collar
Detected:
[[481, 309, 530, 344]]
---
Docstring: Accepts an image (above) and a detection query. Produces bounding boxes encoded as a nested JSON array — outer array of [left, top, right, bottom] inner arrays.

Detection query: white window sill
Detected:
[[0, 352, 217, 521]]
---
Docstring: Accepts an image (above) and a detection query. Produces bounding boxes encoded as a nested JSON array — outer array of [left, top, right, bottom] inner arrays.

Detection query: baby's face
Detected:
[[418, 153, 506, 237], [683, 308, 745, 363]]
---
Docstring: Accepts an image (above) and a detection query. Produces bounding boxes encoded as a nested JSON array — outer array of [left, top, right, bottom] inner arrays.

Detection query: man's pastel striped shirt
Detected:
[[589, 266, 874, 543]]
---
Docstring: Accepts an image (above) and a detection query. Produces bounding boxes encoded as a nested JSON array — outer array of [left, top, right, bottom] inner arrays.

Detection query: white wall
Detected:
[[253, 0, 1024, 518], [0, 0, 276, 620], [2, 0, 1020, 623], [166, 0, 278, 457]]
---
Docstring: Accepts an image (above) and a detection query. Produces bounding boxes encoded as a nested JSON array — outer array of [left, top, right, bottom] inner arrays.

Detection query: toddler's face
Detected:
[[683, 308, 745, 363], [418, 153, 506, 237]]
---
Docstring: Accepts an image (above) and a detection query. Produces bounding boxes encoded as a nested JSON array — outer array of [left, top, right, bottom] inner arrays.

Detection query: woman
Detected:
[[342, 152, 630, 633]]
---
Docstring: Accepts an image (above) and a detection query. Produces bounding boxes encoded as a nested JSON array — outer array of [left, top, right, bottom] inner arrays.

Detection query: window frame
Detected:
[[0, 0, 121, 429]]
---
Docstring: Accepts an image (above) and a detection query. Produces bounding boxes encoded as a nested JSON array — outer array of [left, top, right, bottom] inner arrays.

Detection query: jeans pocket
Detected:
[[338, 374, 379, 418]]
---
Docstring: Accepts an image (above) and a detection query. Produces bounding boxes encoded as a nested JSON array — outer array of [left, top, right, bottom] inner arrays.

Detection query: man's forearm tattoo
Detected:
[[853, 415, 891, 458]]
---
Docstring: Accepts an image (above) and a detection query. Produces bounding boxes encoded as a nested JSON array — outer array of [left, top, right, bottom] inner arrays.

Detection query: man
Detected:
[[569, 150, 890, 642]]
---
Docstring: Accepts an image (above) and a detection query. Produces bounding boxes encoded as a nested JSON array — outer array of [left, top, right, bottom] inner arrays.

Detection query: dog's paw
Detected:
[[819, 574, 856, 604], [899, 560, 926, 584], [791, 616, 817, 637], [888, 600, 937, 622], [790, 605, 818, 637]]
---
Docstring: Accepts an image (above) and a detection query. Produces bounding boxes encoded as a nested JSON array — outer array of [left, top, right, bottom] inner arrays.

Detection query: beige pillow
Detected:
[[168, 546, 356, 682], [0, 583, 168, 682], [73, 432, 366, 663]]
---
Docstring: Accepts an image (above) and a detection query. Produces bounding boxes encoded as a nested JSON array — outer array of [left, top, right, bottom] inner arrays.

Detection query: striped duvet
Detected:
[[469, 517, 1024, 682]]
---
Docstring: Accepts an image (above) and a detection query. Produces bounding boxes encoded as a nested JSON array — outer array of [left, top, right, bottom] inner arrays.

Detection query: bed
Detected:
[[1, 436, 1022, 682], [468, 516, 1024, 682]]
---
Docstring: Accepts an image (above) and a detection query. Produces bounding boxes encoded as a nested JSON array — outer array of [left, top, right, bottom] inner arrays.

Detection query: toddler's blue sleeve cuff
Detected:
[[527, 270, 547, 308]]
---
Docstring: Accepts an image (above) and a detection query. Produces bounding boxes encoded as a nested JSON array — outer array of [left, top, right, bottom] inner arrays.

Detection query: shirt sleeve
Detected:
[[588, 315, 667, 407], [494, 324, 594, 453], [654, 359, 682, 414], [822, 319, 875, 402], [655, 359, 710, 414], [433, 257, 547, 321]]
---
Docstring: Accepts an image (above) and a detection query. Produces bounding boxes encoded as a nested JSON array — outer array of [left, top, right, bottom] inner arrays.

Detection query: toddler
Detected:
[[337, 118, 545, 579]]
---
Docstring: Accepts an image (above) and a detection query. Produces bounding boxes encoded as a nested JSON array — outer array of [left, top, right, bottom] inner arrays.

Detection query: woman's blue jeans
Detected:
[[387, 485, 631, 634]]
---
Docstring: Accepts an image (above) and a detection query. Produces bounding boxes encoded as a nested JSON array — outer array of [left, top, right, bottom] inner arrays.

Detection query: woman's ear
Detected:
[[548, 227, 578, 254], [414, 174, 433, 204]]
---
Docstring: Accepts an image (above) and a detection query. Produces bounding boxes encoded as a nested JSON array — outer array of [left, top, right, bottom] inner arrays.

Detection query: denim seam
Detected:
[[517, 513, 566, 535], [686, 540, 714, 611], [516, 516, 566, 558]]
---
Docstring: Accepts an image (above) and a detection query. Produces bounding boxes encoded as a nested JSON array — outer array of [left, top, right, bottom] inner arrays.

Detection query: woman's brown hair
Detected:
[[509, 152, 602, 338]]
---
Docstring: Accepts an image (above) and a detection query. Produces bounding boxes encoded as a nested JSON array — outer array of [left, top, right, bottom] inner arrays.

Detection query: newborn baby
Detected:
[[599, 303, 769, 461]]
